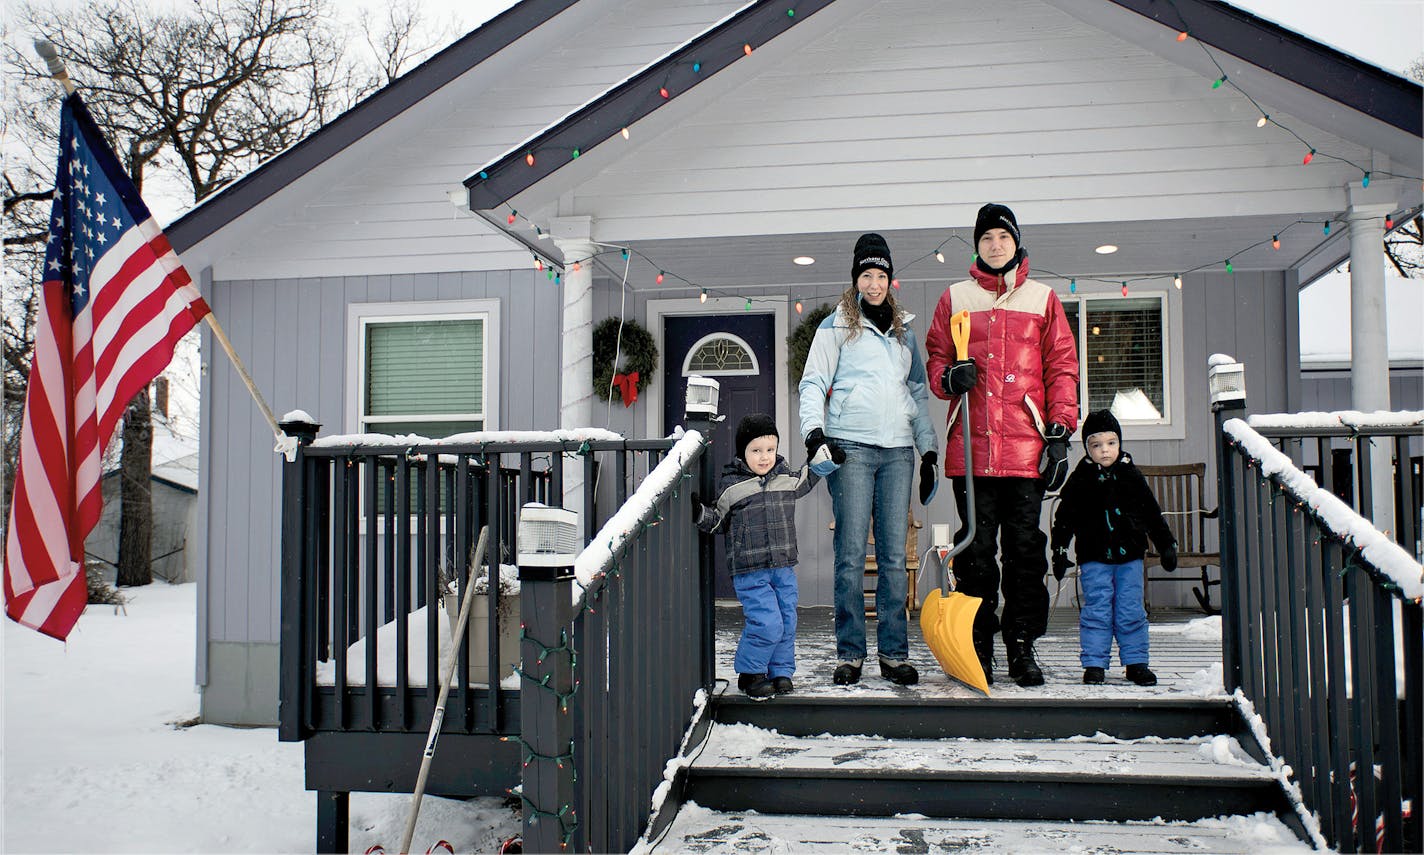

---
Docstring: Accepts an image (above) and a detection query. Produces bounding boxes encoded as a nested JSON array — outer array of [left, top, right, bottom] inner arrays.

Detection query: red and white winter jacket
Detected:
[[924, 259, 1079, 479]]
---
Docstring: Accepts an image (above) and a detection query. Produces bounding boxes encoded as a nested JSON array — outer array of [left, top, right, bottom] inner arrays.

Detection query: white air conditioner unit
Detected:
[[517, 504, 581, 566]]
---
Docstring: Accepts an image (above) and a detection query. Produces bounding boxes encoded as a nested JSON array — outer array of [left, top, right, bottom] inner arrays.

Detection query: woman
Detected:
[[798, 233, 939, 686]]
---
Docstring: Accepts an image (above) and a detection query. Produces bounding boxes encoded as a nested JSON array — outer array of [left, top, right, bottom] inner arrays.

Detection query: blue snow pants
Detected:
[[732, 566, 799, 678], [1079, 559, 1150, 668]]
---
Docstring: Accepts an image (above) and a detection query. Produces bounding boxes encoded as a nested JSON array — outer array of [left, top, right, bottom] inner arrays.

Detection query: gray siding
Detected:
[[200, 268, 555, 651]]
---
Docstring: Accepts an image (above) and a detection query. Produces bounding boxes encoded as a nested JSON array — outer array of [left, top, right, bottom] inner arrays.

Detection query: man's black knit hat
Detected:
[[1081, 409, 1122, 446], [851, 232, 894, 282], [973, 203, 1021, 249], [735, 413, 779, 461]]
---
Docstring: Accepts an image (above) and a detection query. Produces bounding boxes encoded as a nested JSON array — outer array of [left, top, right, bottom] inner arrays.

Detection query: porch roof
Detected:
[[463, 0, 1422, 285]]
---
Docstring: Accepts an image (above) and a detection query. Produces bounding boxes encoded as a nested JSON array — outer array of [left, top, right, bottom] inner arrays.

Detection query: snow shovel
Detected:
[[918, 310, 989, 695], [399, 526, 490, 855]]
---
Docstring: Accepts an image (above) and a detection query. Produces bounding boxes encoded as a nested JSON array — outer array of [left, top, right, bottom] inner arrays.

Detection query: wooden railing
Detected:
[[1213, 406, 1423, 853]]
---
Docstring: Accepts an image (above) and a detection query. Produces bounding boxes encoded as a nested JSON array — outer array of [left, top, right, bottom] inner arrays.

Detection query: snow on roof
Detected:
[[1299, 272, 1424, 365]]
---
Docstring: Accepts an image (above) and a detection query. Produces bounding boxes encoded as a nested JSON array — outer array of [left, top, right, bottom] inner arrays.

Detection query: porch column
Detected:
[[553, 216, 596, 518], [1345, 194, 1395, 534]]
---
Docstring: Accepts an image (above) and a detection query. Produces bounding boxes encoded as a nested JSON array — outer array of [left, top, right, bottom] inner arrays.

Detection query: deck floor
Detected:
[[713, 595, 1226, 700]]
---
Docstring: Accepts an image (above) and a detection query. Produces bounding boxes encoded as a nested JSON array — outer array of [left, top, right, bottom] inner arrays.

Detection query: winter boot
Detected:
[[1125, 664, 1158, 686], [738, 673, 775, 699], [832, 660, 862, 686], [1005, 636, 1045, 687], [879, 657, 919, 686], [771, 676, 795, 695], [1082, 666, 1106, 685], [973, 633, 995, 686]]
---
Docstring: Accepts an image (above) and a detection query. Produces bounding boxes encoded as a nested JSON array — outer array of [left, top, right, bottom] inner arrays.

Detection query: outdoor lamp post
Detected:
[[683, 375, 721, 686], [1208, 355, 1246, 692]]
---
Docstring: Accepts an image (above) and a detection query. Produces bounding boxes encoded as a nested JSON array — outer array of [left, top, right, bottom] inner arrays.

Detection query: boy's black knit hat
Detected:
[[1081, 409, 1122, 446], [973, 203, 1021, 248], [735, 413, 778, 461], [851, 232, 893, 282]]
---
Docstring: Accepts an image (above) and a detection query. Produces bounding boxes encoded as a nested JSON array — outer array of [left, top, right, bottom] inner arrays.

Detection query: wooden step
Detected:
[[683, 728, 1289, 823], [649, 805, 1313, 853]]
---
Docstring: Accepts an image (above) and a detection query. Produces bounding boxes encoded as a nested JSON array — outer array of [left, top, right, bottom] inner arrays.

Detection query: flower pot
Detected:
[[443, 591, 521, 686]]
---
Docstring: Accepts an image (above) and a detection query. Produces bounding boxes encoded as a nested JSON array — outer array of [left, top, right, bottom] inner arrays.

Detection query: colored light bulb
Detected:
[[572, 262, 581, 272], [1386, 216, 1394, 229], [656, 271, 664, 284], [507, 211, 517, 224], [1212, 76, 1225, 89], [526, 152, 535, 166], [479, 171, 488, 179], [1322, 222, 1330, 235], [1174, 275, 1183, 290], [1121, 282, 1128, 296], [1225, 259, 1234, 273], [935, 251, 945, 263], [1272, 235, 1280, 250], [1176, 30, 1188, 41], [744, 297, 752, 310], [700, 289, 707, 304], [795, 300, 803, 313], [744, 43, 753, 55], [1069, 279, 1077, 294], [692, 62, 701, 73], [1256, 115, 1268, 128], [891, 278, 900, 289], [1302, 149, 1315, 165], [1362, 172, 1370, 187], [621, 127, 629, 140], [659, 86, 669, 99], [571, 148, 580, 159]]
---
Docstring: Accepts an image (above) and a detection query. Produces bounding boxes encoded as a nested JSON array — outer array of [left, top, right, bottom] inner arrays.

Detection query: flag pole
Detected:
[[34, 40, 291, 451]]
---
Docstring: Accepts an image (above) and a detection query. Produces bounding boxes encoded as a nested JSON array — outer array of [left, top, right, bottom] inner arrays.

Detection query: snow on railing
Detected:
[[572, 430, 705, 605], [1223, 418, 1423, 599], [1247, 411, 1424, 431]]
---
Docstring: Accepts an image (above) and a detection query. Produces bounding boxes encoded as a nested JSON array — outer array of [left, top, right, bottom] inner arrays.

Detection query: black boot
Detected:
[[1082, 666, 1105, 685], [771, 676, 795, 695], [879, 657, 919, 686], [1125, 664, 1157, 686], [738, 673, 774, 699], [973, 633, 995, 686], [832, 661, 862, 685], [1005, 636, 1044, 687]]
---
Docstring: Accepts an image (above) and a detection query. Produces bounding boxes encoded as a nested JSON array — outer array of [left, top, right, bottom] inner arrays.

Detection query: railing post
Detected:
[[1209, 358, 1247, 694], [518, 558, 577, 853], [278, 414, 321, 743], [682, 376, 721, 689]]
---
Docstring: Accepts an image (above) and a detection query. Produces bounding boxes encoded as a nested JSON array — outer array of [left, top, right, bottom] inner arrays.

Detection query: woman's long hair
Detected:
[[837, 285, 906, 342]]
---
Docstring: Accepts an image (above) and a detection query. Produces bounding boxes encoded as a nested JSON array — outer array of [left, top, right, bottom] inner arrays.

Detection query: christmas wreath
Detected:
[[787, 303, 835, 386], [593, 316, 658, 407]]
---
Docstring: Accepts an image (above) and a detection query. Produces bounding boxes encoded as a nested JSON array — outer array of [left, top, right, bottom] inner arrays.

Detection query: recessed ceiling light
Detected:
[[1095, 244, 1119, 255], [793, 256, 815, 265]]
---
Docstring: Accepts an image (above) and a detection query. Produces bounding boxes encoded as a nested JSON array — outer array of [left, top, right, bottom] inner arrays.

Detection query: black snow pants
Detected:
[[950, 475, 1050, 643]]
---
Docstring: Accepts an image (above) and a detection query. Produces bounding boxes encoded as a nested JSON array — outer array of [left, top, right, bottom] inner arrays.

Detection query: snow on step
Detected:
[[695, 725, 1273, 781], [654, 803, 1311, 853]]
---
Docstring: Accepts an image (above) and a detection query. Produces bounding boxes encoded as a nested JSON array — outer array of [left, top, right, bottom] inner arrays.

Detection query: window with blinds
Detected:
[[362, 318, 484, 437], [1061, 296, 1166, 422]]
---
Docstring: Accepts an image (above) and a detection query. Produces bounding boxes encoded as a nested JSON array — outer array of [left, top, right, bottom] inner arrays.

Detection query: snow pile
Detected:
[[572, 430, 705, 599], [1224, 418, 1424, 599], [1208, 353, 1239, 367], [1233, 691, 1329, 850]]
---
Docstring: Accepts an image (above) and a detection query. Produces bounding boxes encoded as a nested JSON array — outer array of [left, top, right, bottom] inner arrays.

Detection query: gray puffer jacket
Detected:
[[694, 456, 818, 574]]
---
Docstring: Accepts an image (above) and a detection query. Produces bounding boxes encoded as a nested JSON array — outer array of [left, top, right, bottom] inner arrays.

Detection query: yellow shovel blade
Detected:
[[919, 588, 990, 695]]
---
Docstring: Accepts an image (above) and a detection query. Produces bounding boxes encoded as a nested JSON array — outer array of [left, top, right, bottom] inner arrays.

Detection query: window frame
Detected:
[[1056, 283, 1183, 441], [681, 332, 761, 377], [346, 298, 501, 437]]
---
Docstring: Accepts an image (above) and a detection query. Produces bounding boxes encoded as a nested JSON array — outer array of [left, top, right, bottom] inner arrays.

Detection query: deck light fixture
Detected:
[[1208, 357, 1246, 407], [684, 375, 721, 421]]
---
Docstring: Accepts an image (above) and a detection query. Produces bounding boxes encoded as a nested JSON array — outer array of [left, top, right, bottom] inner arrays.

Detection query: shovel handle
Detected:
[[950, 310, 970, 362]]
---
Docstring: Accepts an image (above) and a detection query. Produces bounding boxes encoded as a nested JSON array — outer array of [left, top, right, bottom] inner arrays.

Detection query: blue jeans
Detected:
[[1079, 559, 1149, 668], [827, 440, 914, 663], [732, 566, 799, 677]]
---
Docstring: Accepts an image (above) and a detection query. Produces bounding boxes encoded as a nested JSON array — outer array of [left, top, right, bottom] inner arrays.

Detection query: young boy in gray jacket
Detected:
[[693, 413, 819, 698]]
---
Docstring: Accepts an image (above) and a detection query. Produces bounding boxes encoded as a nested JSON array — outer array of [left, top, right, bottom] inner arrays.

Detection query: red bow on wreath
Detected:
[[613, 371, 640, 407]]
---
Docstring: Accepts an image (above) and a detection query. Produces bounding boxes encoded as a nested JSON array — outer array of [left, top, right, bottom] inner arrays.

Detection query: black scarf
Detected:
[[975, 247, 1025, 278], [860, 297, 894, 334]]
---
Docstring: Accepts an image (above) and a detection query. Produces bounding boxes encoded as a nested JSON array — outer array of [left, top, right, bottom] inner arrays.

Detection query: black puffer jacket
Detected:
[[694, 456, 818, 574], [1050, 451, 1174, 565]]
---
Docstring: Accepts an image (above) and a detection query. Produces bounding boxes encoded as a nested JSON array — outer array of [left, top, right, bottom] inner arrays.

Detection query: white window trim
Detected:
[[681, 332, 761, 376], [644, 296, 790, 440], [346, 298, 501, 436], [1054, 281, 1184, 442]]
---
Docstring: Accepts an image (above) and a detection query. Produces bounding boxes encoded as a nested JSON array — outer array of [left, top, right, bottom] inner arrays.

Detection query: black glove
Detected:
[[691, 492, 703, 524], [805, 428, 846, 465], [1051, 546, 1073, 581], [1160, 545, 1178, 573], [1038, 422, 1071, 493], [941, 359, 977, 396], [918, 451, 939, 505]]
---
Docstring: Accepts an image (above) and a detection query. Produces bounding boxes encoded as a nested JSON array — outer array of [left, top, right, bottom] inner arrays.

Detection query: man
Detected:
[[924, 203, 1079, 687]]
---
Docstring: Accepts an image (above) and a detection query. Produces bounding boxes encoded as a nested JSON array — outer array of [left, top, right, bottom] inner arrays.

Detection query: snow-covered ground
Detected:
[[2, 583, 519, 854]]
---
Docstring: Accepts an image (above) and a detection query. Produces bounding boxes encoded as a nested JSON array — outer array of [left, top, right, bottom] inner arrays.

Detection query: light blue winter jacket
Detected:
[[797, 305, 938, 455]]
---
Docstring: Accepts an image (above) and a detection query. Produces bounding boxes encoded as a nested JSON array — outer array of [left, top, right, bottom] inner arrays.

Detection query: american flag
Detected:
[[4, 93, 210, 640]]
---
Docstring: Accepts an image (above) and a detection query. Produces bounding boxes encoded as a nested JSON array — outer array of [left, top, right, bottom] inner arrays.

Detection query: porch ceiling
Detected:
[[564, 212, 1345, 295]]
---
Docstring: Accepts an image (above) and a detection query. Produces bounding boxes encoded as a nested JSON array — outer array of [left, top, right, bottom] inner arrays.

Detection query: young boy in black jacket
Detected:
[[693, 414, 819, 698], [1050, 410, 1177, 686]]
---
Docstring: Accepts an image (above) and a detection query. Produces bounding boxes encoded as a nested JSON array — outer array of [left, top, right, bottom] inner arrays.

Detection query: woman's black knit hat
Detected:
[[851, 232, 893, 282], [735, 412, 779, 461]]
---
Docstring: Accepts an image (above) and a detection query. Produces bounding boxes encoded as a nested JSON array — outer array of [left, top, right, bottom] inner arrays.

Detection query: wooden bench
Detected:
[[829, 512, 922, 617], [1138, 463, 1221, 614]]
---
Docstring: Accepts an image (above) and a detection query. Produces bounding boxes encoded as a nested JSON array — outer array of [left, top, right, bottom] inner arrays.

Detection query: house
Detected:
[[166, 0, 1421, 732]]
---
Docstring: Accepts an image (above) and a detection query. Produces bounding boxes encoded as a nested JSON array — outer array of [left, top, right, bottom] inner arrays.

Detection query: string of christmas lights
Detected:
[[478, 0, 1420, 308]]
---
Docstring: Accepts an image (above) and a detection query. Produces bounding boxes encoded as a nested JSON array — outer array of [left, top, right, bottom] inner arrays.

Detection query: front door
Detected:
[[663, 314, 776, 598]]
